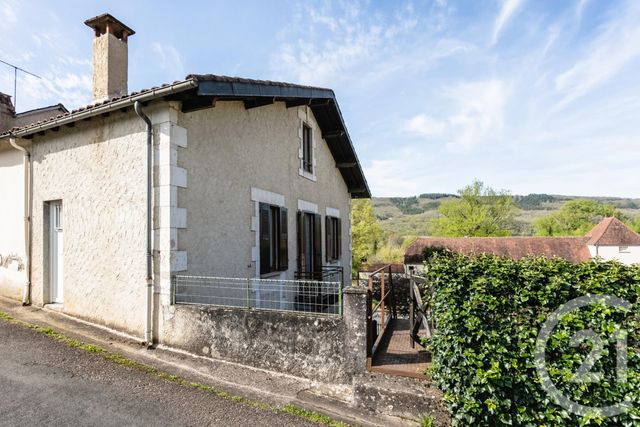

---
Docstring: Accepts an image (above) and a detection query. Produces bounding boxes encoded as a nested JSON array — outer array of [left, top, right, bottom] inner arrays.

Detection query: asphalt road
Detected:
[[0, 320, 318, 427]]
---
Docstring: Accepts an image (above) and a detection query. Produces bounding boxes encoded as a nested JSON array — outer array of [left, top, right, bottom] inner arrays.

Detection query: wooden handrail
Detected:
[[365, 264, 398, 369]]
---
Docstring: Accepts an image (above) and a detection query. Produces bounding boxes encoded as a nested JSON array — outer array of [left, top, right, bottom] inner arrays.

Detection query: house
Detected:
[[0, 14, 371, 381], [404, 217, 640, 269]]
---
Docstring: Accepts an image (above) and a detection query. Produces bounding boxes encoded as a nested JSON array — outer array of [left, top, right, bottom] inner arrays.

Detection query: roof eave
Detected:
[[0, 80, 197, 140]]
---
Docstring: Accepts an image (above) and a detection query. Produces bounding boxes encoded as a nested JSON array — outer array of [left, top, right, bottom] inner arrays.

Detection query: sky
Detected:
[[0, 0, 638, 198]]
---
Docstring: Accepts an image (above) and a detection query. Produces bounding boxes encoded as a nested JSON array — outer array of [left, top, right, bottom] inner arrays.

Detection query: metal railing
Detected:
[[366, 264, 397, 369], [294, 265, 343, 284], [409, 274, 434, 348], [172, 275, 342, 316]]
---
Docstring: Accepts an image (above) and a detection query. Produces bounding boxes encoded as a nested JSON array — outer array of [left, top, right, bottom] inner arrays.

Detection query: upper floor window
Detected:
[[619, 246, 630, 253], [302, 124, 313, 174], [259, 203, 288, 275]]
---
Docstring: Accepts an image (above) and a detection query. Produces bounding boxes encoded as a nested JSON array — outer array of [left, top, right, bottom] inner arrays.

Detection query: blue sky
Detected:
[[1, 0, 638, 197]]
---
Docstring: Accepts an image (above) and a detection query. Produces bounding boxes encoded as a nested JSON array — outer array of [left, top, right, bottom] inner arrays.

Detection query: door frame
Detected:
[[48, 200, 63, 304]]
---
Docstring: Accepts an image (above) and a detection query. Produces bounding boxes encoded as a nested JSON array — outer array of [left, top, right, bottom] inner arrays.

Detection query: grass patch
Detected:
[[419, 414, 435, 427], [280, 404, 348, 427], [0, 310, 347, 426]]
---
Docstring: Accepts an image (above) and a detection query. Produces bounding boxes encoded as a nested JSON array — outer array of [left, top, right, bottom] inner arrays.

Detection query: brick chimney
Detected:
[[84, 14, 135, 102], [0, 92, 15, 133]]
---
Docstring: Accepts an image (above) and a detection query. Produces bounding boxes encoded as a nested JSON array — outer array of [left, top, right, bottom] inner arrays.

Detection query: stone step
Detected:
[[352, 371, 450, 426]]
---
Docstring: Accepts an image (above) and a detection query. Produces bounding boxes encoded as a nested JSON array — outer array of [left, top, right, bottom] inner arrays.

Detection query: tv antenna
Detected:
[[0, 58, 42, 111]]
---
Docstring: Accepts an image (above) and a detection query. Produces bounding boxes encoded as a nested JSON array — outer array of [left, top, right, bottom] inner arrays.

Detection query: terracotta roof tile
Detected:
[[404, 236, 592, 264], [585, 217, 640, 246]]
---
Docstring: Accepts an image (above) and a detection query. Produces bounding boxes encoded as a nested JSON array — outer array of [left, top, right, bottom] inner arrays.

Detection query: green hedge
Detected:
[[422, 253, 640, 426]]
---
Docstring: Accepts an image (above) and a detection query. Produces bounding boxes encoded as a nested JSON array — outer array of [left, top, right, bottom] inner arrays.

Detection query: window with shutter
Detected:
[[325, 216, 342, 262], [313, 213, 322, 276], [278, 208, 288, 270], [297, 210, 324, 279], [259, 203, 288, 275]]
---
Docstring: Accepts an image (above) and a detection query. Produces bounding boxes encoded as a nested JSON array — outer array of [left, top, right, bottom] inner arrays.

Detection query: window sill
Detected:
[[260, 271, 285, 279], [298, 169, 317, 182]]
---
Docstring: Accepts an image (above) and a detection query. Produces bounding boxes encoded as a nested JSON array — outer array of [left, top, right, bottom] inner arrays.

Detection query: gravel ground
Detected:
[[0, 319, 319, 427]]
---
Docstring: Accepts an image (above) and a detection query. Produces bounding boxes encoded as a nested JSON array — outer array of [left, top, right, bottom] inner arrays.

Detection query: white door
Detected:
[[50, 201, 63, 304]]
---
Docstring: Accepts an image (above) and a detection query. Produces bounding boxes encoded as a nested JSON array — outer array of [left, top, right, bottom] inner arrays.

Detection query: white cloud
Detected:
[[152, 43, 185, 79], [406, 80, 509, 152], [0, 1, 17, 24], [492, 0, 524, 45], [405, 114, 446, 138], [554, 1, 640, 108], [271, 1, 420, 86]]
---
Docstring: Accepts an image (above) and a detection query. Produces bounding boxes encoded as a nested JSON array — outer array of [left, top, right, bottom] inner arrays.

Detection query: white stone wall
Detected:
[[588, 245, 640, 265], [29, 113, 148, 335], [173, 101, 352, 282], [0, 146, 26, 300]]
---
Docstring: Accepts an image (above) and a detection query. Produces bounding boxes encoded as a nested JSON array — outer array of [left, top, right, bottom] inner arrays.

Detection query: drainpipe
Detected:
[[9, 135, 32, 305], [133, 101, 154, 347]]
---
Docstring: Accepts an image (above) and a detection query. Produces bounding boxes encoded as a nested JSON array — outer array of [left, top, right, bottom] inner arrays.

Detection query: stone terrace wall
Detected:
[[160, 287, 368, 384]]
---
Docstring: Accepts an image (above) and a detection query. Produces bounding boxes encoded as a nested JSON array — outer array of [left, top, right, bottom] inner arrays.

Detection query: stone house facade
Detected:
[[0, 14, 370, 381]]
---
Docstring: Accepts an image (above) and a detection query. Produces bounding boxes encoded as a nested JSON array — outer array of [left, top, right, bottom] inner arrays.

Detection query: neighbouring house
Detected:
[[404, 217, 640, 270], [0, 14, 371, 383]]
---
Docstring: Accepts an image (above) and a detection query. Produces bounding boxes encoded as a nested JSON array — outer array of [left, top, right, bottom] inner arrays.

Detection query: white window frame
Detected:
[[298, 108, 317, 182]]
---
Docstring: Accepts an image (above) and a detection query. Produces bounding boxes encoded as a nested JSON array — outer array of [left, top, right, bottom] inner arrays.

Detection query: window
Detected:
[[619, 246, 630, 253], [259, 203, 288, 275], [325, 216, 342, 262], [302, 124, 313, 174], [297, 211, 322, 277]]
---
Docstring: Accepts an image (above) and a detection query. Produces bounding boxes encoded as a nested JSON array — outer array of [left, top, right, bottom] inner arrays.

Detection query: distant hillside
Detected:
[[372, 194, 640, 237]]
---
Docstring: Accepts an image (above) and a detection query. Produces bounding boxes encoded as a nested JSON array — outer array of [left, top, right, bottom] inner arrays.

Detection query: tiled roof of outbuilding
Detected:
[[586, 217, 640, 246], [404, 236, 592, 264]]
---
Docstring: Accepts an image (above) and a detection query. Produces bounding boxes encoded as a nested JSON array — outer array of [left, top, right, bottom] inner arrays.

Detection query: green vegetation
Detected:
[[512, 193, 555, 210], [390, 196, 425, 215], [351, 199, 383, 272], [533, 199, 622, 236], [428, 180, 516, 237], [419, 414, 435, 427], [370, 190, 640, 239], [422, 253, 640, 426], [0, 312, 348, 427]]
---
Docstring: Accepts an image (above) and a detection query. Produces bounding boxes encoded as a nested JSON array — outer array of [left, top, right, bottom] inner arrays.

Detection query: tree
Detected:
[[429, 180, 516, 237], [351, 199, 383, 273], [533, 199, 621, 236], [631, 215, 640, 234]]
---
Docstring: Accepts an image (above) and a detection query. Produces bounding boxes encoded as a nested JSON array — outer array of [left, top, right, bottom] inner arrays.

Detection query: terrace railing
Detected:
[[172, 275, 342, 316], [365, 264, 397, 369]]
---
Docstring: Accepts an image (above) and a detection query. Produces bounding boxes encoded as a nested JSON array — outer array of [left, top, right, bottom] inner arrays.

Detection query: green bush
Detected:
[[422, 253, 640, 426]]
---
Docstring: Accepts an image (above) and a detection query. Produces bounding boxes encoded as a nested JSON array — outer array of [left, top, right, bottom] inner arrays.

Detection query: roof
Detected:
[[0, 74, 370, 198], [585, 217, 640, 246], [404, 236, 592, 264], [14, 104, 68, 128], [84, 13, 135, 37], [0, 92, 14, 114]]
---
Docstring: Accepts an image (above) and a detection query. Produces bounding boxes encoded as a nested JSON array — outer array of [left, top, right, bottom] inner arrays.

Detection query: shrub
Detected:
[[422, 253, 640, 426]]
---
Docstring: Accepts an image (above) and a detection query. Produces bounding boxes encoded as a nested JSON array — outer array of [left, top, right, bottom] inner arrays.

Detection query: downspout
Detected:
[[133, 101, 154, 347], [9, 135, 32, 305]]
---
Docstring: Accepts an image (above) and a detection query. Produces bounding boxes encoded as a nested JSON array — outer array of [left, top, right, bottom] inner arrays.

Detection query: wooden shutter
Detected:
[[259, 203, 271, 275], [297, 211, 303, 272], [313, 214, 322, 276], [278, 207, 288, 271], [337, 218, 342, 258], [325, 216, 331, 262]]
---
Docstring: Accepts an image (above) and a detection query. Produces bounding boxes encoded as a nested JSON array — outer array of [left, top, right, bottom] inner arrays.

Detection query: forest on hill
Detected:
[[351, 180, 640, 270], [372, 193, 640, 237]]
